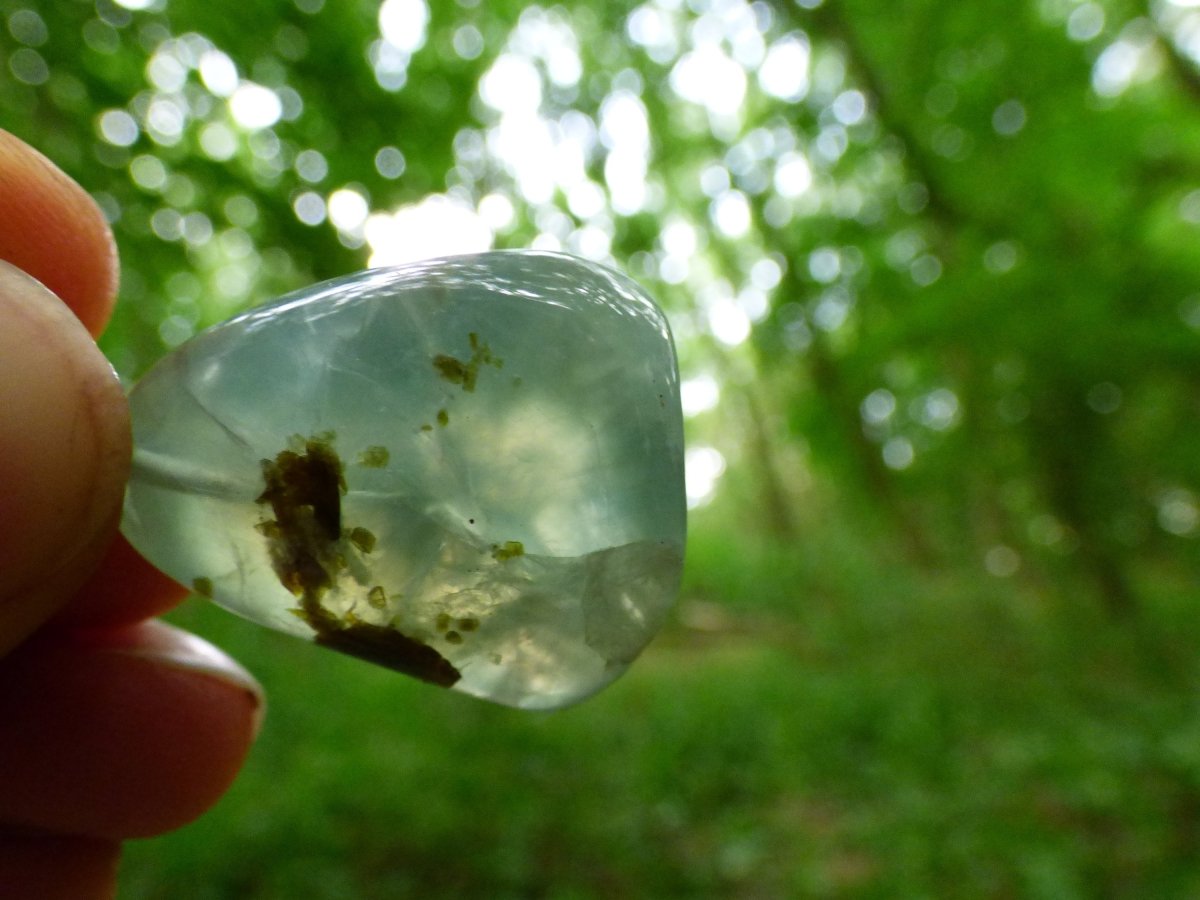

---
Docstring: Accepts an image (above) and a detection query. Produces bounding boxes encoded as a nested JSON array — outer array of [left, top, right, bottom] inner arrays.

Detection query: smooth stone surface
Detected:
[[122, 251, 686, 709]]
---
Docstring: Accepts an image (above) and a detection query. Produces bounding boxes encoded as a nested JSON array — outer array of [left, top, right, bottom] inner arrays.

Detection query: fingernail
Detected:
[[84, 622, 266, 738]]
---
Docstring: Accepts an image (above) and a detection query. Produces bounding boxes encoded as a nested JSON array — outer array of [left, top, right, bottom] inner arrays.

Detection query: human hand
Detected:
[[0, 130, 263, 898]]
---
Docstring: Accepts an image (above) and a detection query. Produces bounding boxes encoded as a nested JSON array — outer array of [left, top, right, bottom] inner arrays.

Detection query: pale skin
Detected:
[[0, 130, 263, 899]]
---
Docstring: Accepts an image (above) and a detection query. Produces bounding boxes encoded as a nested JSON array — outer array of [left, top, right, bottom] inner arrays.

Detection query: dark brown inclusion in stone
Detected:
[[256, 435, 461, 688]]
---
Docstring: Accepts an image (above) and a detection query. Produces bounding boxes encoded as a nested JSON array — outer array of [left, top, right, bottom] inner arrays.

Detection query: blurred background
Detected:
[[5, 0, 1200, 895]]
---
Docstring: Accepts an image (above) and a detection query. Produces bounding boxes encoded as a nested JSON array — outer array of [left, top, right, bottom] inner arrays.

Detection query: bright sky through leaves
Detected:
[[11, 0, 1200, 541]]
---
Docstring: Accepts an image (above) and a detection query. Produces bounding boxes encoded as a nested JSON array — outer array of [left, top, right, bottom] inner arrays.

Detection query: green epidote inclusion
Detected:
[[432, 332, 502, 393], [428, 333, 500, 430], [491, 540, 525, 561], [435, 611, 481, 647], [254, 433, 462, 688], [356, 445, 390, 468]]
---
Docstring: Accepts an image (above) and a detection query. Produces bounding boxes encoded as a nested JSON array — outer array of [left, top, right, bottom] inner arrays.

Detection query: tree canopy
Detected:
[[6, 0, 1199, 606]]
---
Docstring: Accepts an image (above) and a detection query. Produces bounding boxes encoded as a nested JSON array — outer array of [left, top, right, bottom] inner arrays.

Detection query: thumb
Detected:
[[0, 261, 130, 657]]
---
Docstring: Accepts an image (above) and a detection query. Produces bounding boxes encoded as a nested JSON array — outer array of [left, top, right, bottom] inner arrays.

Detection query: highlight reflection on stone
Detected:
[[121, 251, 686, 709]]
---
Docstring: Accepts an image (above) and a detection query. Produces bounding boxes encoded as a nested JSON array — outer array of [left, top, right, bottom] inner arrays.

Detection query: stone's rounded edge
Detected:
[[221, 249, 675, 334], [634, 258, 686, 573], [128, 251, 675, 383], [510, 677, 621, 712], [459, 662, 626, 712]]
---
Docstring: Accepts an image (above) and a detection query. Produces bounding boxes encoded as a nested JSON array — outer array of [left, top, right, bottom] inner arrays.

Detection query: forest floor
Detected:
[[119, 525, 1200, 899]]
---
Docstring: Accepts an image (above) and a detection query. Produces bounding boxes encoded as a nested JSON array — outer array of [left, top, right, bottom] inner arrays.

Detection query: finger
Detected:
[[0, 262, 130, 657], [53, 533, 190, 630], [0, 833, 120, 900], [0, 620, 263, 840], [0, 129, 119, 336]]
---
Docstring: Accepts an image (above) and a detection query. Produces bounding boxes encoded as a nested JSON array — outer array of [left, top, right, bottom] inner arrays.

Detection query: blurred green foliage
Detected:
[[5, 0, 1200, 895]]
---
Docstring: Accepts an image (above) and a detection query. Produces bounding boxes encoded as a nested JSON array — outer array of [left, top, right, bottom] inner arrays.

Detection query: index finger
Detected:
[[0, 129, 119, 336]]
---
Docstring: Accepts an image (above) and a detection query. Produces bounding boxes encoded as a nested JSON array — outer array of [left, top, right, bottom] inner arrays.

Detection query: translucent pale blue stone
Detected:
[[121, 251, 686, 709]]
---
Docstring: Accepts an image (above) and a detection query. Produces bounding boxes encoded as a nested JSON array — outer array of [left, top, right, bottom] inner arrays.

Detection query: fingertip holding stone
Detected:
[[0, 261, 130, 654], [0, 129, 120, 334], [87, 621, 266, 739]]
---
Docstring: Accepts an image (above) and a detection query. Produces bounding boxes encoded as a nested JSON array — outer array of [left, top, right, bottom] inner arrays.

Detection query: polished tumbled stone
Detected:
[[121, 251, 686, 709]]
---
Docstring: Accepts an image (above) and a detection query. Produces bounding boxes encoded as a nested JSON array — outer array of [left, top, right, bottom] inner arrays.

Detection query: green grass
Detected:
[[117, 516, 1200, 898]]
